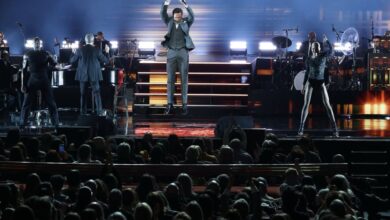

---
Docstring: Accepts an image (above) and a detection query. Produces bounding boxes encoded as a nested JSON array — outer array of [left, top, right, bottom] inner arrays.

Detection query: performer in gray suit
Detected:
[[161, 0, 195, 115], [70, 33, 109, 115]]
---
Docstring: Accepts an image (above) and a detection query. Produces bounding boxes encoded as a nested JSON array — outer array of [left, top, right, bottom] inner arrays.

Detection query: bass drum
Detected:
[[293, 70, 305, 91]]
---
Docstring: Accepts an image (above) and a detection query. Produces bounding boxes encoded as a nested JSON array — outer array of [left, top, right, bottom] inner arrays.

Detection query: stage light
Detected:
[[229, 59, 248, 64], [363, 102, 388, 115], [25, 39, 42, 49], [62, 41, 70, 48], [296, 42, 302, 50], [71, 41, 79, 49], [230, 41, 247, 50], [61, 40, 79, 49], [3, 40, 7, 44], [259, 42, 276, 51], [138, 41, 155, 57], [230, 41, 247, 56], [111, 41, 118, 49], [334, 42, 352, 52]]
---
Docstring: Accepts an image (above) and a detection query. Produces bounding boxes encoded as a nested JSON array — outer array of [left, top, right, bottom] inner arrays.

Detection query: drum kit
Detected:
[[269, 26, 362, 91], [269, 33, 303, 90]]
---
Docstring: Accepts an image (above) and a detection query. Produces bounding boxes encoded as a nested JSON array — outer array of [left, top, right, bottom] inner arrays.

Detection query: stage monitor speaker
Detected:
[[77, 115, 116, 137], [255, 58, 273, 76], [57, 126, 93, 147], [214, 115, 254, 138], [59, 48, 73, 64]]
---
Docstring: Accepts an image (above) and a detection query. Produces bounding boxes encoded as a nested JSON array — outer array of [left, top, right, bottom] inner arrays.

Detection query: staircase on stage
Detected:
[[130, 58, 253, 137]]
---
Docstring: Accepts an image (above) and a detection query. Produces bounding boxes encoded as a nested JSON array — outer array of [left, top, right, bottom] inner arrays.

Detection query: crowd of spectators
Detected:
[[0, 127, 388, 220]]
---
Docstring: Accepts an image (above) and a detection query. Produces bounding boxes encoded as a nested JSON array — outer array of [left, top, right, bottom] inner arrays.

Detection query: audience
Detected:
[[0, 129, 386, 220]]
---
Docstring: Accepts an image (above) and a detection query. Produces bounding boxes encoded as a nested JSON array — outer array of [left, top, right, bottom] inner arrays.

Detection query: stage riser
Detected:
[[53, 86, 115, 109], [250, 89, 390, 116], [135, 61, 251, 113]]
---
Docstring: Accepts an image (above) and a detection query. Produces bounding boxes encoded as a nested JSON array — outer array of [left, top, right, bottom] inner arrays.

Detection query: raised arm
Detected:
[[321, 34, 333, 57], [160, 0, 171, 25], [185, 5, 194, 27], [180, 0, 194, 27]]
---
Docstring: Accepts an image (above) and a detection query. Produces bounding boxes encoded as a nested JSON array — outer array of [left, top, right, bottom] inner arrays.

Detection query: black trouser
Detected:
[[20, 79, 59, 126]]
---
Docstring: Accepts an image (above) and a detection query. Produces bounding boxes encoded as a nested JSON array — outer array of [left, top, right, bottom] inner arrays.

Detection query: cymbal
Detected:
[[272, 36, 292, 48]]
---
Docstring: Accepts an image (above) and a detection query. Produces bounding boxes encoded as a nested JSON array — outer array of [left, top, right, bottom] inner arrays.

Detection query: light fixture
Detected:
[[230, 41, 247, 56], [61, 40, 79, 49], [138, 41, 155, 57], [229, 59, 248, 64], [110, 40, 119, 56], [258, 41, 277, 57], [110, 41, 119, 49], [25, 39, 43, 49], [259, 42, 276, 51], [296, 42, 302, 50]]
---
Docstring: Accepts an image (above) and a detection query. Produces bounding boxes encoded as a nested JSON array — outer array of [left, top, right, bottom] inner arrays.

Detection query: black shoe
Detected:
[[181, 104, 188, 115], [164, 104, 174, 115]]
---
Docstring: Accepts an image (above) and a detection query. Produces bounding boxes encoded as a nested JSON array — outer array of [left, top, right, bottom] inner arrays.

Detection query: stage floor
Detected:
[[130, 115, 390, 138], [1, 110, 389, 138]]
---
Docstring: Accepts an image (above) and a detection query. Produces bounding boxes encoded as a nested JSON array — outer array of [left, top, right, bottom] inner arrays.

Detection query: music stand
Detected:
[[59, 48, 73, 64]]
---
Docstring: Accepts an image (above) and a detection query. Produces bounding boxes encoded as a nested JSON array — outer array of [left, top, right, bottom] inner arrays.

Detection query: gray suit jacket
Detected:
[[70, 44, 109, 82], [160, 3, 195, 50]]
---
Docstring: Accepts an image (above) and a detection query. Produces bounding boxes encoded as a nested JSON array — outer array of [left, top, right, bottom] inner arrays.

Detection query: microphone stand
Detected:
[[332, 24, 343, 42], [282, 28, 297, 90], [16, 23, 26, 49]]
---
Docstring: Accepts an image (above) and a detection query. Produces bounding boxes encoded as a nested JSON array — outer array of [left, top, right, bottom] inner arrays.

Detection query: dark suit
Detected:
[[70, 44, 109, 114], [160, 3, 195, 106], [94, 39, 111, 58], [0, 59, 15, 91], [20, 50, 59, 126]]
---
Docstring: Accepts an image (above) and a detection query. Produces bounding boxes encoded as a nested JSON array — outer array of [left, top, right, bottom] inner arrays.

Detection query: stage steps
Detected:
[[349, 150, 390, 198], [134, 60, 251, 115]]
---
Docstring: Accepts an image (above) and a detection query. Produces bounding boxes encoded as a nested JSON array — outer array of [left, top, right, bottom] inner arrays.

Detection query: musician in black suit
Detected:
[[368, 35, 388, 54], [0, 50, 21, 111], [20, 37, 59, 127], [70, 33, 109, 115], [94, 31, 111, 58], [295, 32, 319, 63]]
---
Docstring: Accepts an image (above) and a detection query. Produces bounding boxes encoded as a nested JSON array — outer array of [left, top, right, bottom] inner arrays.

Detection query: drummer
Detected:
[[294, 32, 317, 63]]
